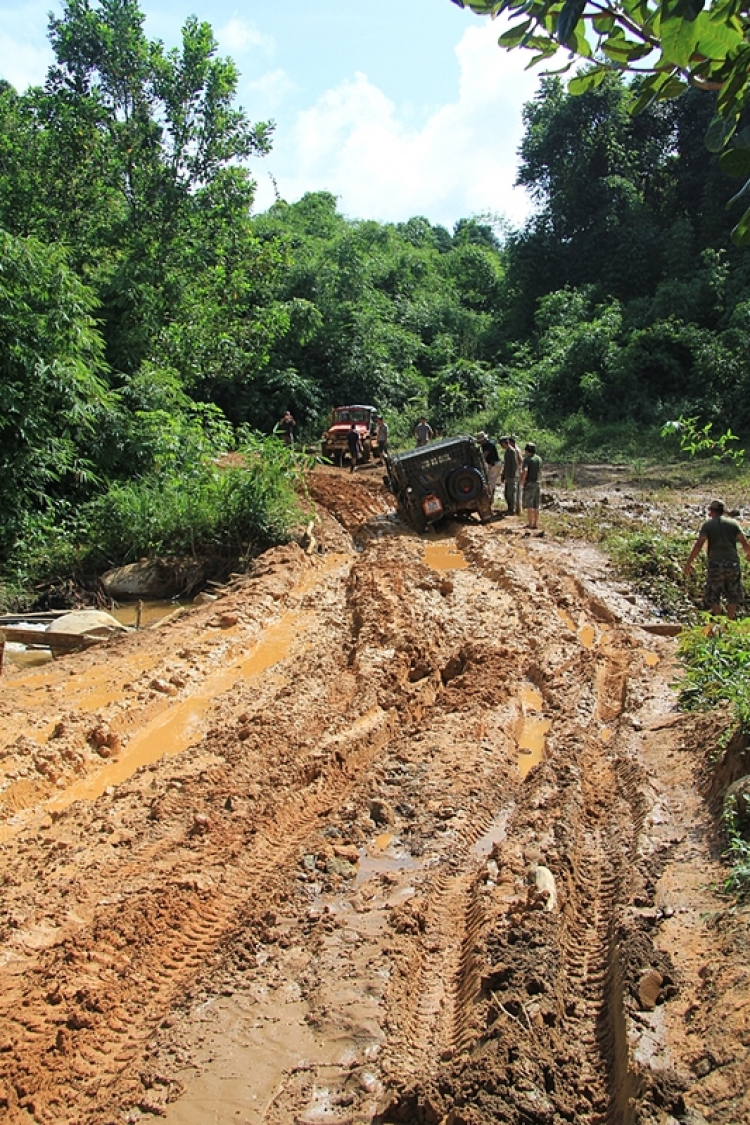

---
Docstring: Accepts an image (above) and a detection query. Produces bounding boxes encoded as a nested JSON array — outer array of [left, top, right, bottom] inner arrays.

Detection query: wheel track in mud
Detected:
[[0, 706, 400, 1122], [0, 493, 682, 1125], [376, 527, 653, 1123], [387, 804, 507, 1078]]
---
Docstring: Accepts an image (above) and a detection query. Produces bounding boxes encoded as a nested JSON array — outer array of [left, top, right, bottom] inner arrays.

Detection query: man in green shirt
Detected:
[[683, 500, 750, 618]]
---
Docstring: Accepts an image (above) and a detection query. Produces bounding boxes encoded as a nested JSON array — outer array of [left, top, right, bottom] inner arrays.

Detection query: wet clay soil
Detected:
[[0, 466, 748, 1125]]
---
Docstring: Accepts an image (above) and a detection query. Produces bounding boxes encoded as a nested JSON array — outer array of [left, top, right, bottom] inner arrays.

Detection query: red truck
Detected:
[[320, 405, 380, 467]]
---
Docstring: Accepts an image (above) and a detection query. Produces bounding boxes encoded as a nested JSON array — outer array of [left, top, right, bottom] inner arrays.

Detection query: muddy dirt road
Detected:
[[1, 467, 748, 1125]]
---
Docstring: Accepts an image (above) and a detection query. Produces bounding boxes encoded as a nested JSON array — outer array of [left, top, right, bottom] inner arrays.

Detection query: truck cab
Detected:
[[321, 405, 379, 466]]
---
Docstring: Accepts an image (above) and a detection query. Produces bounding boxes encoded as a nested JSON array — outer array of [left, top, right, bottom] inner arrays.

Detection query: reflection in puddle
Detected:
[[518, 718, 551, 778], [47, 611, 305, 814], [521, 685, 543, 711], [422, 541, 468, 572], [111, 601, 187, 629], [355, 841, 420, 888], [517, 683, 550, 778]]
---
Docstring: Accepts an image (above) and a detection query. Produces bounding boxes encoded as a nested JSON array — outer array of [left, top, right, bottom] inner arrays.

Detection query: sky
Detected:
[[0, 0, 553, 230]]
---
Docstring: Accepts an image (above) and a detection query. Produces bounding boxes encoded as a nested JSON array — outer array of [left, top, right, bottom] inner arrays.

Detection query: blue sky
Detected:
[[1, 0, 552, 229]]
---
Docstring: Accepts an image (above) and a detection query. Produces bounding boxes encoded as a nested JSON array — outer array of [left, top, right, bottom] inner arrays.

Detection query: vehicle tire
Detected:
[[446, 466, 484, 503], [333, 450, 344, 467]]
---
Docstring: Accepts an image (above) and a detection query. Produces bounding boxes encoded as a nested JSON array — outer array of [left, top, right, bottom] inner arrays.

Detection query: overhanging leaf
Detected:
[[568, 68, 607, 95], [498, 18, 534, 47], [720, 147, 750, 177], [660, 15, 701, 68], [705, 112, 737, 152], [730, 204, 750, 246], [557, 0, 586, 45]]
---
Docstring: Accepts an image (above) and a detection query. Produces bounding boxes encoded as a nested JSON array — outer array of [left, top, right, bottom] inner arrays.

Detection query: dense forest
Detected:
[[2, 0, 750, 601]]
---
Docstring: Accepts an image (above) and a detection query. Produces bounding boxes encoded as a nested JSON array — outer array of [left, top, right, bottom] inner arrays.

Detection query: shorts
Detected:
[[704, 562, 743, 607], [523, 481, 541, 510]]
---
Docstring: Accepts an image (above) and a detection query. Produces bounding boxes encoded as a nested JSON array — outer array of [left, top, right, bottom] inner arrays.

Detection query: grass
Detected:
[[676, 619, 750, 901], [2, 433, 312, 608]]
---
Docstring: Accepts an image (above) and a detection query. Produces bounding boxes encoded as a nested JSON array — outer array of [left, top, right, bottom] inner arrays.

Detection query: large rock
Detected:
[[46, 610, 128, 639], [100, 559, 203, 600]]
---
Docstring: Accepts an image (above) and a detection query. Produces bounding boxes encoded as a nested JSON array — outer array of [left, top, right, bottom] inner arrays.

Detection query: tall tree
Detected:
[[453, 0, 750, 243]]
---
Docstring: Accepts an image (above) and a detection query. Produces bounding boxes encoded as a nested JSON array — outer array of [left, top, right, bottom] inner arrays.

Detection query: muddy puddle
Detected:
[[422, 539, 468, 571], [0, 468, 746, 1125]]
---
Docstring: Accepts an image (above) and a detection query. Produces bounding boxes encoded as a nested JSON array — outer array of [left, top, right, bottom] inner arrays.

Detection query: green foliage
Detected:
[[660, 415, 745, 462], [8, 434, 309, 589], [607, 527, 697, 617], [676, 620, 750, 899], [452, 0, 750, 243], [722, 835, 750, 900], [0, 229, 112, 556], [676, 620, 750, 726]]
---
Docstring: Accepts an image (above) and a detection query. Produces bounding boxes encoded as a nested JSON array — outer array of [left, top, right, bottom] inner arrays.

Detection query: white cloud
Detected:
[[244, 68, 297, 117], [216, 18, 274, 58], [253, 22, 544, 229]]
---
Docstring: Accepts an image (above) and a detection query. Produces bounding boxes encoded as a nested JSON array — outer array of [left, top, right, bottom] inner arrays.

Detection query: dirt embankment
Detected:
[[0, 466, 747, 1125]]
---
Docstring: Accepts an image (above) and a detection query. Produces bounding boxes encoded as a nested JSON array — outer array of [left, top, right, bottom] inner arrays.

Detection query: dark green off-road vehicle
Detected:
[[385, 435, 494, 533]]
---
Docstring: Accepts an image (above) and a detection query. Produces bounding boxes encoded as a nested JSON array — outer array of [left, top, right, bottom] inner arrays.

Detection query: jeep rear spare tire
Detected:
[[446, 467, 484, 503]]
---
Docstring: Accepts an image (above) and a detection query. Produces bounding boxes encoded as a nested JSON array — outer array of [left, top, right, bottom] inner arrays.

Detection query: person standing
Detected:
[[347, 422, 362, 473], [683, 499, 750, 619], [376, 416, 389, 459], [499, 436, 517, 515], [278, 410, 296, 446], [509, 436, 523, 515], [414, 417, 433, 447], [520, 442, 542, 529], [476, 432, 500, 500]]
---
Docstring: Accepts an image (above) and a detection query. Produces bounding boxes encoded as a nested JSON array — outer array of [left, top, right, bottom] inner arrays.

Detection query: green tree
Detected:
[[453, 0, 750, 243], [0, 230, 112, 559]]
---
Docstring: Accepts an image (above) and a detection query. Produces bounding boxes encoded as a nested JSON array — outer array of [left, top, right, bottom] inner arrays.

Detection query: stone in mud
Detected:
[[529, 864, 558, 911], [101, 559, 203, 599], [216, 612, 239, 628], [638, 968, 663, 1010], [369, 798, 394, 825], [46, 610, 127, 640], [326, 856, 356, 879]]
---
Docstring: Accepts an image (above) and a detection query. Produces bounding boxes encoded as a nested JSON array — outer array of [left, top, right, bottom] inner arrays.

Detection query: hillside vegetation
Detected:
[[2, 0, 750, 603]]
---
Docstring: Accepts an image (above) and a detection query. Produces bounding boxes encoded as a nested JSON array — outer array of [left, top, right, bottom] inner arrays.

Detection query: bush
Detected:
[[5, 433, 310, 592]]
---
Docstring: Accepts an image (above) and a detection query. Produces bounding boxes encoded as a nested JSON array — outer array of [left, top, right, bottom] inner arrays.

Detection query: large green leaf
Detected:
[[720, 147, 750, 176], [557, 0, 587, 45], [730, 203, 750, 246], [498, 18, 534, 46], [660, 15, 702, 67], [705, 112, 737, 152], [568, 67, 607, 95]]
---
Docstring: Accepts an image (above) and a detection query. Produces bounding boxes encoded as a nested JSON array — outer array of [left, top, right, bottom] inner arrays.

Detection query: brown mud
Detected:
[[0, 465, 748, 1125]]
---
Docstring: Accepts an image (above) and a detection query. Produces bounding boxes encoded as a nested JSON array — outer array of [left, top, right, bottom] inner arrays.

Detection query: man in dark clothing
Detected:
[[499, 436, 517, 514], [414, 417, 434, 446], [683, 499, 750, 618], [520, 442, 542, 529], [278, 411, 296, 446], [347, 423, 362, 473], [476, 432, 500, 499]]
